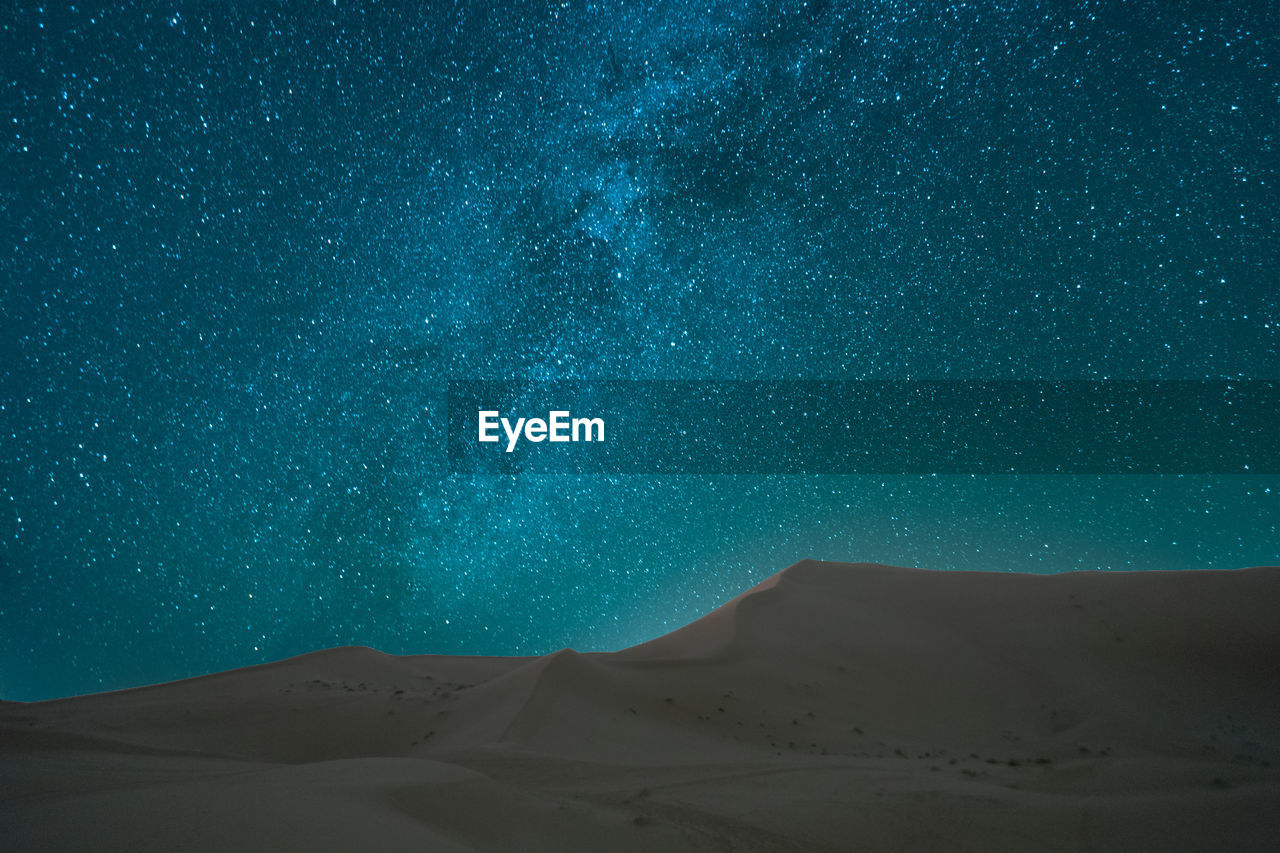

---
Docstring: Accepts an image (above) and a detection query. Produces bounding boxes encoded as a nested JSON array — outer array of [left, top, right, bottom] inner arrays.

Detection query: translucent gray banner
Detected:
[[446, 381, 1278, 474]]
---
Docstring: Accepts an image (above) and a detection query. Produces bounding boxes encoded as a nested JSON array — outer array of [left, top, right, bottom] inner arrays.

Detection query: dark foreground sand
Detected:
[[3, 561, 1278, 851]]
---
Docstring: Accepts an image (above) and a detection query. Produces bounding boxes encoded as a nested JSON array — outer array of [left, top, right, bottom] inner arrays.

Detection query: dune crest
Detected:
[[4, 561, 1279, 851]]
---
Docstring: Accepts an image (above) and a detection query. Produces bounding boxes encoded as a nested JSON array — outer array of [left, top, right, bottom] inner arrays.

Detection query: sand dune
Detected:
[[3, 561, 1278, 851]]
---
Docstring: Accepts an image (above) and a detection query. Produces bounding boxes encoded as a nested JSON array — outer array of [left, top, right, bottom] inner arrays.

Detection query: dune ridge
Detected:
[[3, 560, 1279, 851]]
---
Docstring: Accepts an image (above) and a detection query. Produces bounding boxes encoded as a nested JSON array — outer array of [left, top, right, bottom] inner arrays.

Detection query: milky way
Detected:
[[3, 1, 1277, 699]]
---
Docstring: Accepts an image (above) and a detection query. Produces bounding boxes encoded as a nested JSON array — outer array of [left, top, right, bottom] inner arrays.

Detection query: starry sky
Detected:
[[2, 1, 1277, 700]]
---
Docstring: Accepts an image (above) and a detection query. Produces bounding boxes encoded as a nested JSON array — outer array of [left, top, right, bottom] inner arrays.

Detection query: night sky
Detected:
[[3, 1, 1277, 701]]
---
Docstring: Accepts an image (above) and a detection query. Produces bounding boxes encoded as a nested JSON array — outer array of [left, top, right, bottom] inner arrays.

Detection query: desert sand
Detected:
[[3, 560, 1278, 851]]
